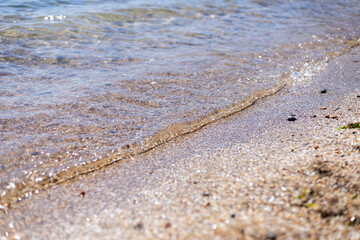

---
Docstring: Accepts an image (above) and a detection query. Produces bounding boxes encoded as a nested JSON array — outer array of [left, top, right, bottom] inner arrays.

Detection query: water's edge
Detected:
[[1, 38, 359, 208]]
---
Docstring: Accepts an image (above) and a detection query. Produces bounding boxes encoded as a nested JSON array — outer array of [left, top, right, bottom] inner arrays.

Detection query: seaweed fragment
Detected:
[[351, 193, 358, 200], [337, 122, 360, 130], [304, 203, 321, 210]]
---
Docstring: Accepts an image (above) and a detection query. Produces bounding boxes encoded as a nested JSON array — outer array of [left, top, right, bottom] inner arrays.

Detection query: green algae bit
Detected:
[[304, 203, 321, 210], [296, 189, 307, 200], [352, 193, 358, 200], [337, 122, 360, 130]]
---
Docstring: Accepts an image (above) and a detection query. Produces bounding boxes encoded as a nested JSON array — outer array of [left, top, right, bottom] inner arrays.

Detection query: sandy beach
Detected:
[[1, 45, 360, 239]]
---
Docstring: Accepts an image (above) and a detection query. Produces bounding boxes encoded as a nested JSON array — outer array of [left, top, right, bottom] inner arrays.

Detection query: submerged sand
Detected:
[[1, 47, 360, 239]]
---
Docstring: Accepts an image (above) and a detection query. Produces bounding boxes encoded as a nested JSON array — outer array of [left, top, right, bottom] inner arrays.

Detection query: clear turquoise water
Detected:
[[0, 0, 359, 204]]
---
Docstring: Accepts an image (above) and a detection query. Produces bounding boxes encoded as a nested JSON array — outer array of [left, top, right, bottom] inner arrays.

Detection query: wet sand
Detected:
[[1, 46, 360, 239]]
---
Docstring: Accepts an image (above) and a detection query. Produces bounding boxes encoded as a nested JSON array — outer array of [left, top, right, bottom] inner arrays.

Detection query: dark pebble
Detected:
[[165, 222, 172, 229], [231, 213, 236, 218], [32, 151, 40, 156], [80, 191, 86, 198], [134, 223, 143, 230], [287, 116, 297, 122], [320, 89, 327, 94], [266, 231, 277, 240], [357, 95, 360, 98], [202, 192, 210, 197], [56, 56, 67, 63], [311, 115, 317, 118]]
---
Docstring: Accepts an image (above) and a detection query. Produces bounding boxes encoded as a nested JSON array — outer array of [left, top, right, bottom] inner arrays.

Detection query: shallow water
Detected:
[[0, 0, 360, 206]]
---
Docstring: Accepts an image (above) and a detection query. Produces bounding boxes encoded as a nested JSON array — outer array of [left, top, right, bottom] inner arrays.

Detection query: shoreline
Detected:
[[1, 47, 360, 239]]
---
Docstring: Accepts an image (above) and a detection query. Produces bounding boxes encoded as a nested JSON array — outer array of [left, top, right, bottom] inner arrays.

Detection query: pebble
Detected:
[[202, 192, 210, 197], [134, 223, 143, 230], [320, 89, 327, 94], [80, 191, 86, 198], [320, 107, 327, 110], [266, 231, 277, 240], [287, 116, 297, 122]]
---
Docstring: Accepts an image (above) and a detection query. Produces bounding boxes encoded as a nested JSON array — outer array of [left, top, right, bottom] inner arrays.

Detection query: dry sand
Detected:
[[1, 47, 360, 240]]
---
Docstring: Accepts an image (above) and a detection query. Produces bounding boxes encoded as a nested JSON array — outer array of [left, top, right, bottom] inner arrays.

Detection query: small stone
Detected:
[[202, 192, 210, 197], [134, 223, 143, 230], [331, 115, 339, 119], [311, 115, 317, 118], [231, 214, 236, 218], [314, 145, 319, 150], [320, 107, 327, 110], [287, 116, 297, 122], [80, 191, 86, 198], [165, 222, 172, 229], [325, 115, 330, 118], [266, 231, 277, 240], [320, 89, 327, 94]]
